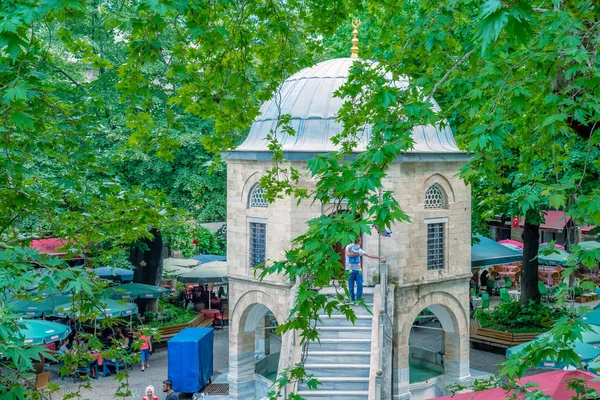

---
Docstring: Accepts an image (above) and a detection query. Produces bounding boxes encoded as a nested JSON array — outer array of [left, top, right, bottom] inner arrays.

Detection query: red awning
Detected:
[[582, 224, 596, 234], [518, 210, 596, 233], [519, 210, 570, 232]]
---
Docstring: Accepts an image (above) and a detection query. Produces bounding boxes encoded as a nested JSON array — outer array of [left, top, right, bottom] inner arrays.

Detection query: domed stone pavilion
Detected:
[[226, 43, 472, 399]]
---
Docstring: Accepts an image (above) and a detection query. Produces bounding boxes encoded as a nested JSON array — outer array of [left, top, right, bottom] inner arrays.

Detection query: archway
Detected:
[[408, 306, 450, 384], [394, 292, 470, 399], [229, 291, 287, 400]]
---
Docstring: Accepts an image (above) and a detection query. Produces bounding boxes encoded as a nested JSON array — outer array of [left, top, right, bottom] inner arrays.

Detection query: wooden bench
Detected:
[[157, 313, 214, 341]]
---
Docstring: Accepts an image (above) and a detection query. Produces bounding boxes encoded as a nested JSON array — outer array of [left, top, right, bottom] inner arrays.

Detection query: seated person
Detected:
[[480, 270, 489, 287], [59, 338, 71, 353]]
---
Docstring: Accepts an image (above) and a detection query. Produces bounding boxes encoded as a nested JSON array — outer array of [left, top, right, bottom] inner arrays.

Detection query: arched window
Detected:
[[248, 184, 269, 208], [424, 184, 447, 209]]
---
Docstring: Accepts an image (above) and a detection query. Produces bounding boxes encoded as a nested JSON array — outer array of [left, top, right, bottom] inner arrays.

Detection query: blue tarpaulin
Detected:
[[168, 328, 214, 393], [472, 235, 523, 268]]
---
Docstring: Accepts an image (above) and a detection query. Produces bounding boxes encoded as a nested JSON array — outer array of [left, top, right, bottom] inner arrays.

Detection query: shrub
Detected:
[[148, 299, 196, 328], [475, 301, 571, 333]]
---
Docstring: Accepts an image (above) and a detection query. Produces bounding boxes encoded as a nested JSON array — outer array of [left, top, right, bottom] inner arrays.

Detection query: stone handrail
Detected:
[[370, 260, 393, 400], [368, 284, 383, 400]]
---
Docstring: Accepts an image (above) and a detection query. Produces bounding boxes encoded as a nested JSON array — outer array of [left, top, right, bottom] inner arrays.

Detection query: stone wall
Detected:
[[227, 156, 472, 399]]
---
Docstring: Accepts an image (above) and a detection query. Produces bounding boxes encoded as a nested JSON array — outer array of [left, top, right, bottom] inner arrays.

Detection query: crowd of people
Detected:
[[58, 328, 154, 377]]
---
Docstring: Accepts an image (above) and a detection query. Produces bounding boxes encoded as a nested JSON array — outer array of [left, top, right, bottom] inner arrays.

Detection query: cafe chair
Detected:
[[103, 358, 131, 376], [213, 311, 224, 330], [504, 276, 513, 289], [538, 281, 549, 302], [35, 371, 51, 399], [481, 293, 490, 311], [499, 288, 511, 303], [486, 279, 496, 296]]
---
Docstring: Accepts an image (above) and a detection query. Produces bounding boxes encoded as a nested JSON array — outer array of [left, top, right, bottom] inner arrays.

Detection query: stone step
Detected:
[[304, 363, 370, 378], [308, 338, 371, 351], [318, 314, 373, 327], [305, 350, 371, 364], [329, 304, 374, 316], [318, 326, 372, 340], [297, 376, 370, 391], [296, 389, 369, 400]]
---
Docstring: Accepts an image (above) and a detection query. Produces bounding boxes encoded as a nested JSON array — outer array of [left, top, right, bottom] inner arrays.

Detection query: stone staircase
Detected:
[[296, 291, 373, 400]]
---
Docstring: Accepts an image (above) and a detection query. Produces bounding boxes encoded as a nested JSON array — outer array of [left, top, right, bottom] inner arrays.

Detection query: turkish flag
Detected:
[[512, 216, 519, 228]]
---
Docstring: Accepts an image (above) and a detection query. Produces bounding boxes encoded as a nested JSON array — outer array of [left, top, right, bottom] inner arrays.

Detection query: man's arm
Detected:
[[364, 253, 386, 261]]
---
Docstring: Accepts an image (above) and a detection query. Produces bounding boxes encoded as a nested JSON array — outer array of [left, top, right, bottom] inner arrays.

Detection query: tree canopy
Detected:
[[3, 0, 600, 398]]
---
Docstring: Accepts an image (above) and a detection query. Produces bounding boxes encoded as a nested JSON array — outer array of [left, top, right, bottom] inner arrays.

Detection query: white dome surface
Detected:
[[234, 58, 462, 155]]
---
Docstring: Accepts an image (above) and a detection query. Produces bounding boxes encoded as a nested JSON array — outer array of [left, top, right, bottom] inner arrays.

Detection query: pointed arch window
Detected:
[[424, 184, 447, 209], [248, 184, 269, 208]]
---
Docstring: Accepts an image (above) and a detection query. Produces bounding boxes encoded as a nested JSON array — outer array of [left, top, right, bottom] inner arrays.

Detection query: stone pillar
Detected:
[[264, 315, 271, 356], [392, 343, 411, 400], [255, 315, 271, 357], [229, 330, 256, 399], [443, 331, 470, 381]]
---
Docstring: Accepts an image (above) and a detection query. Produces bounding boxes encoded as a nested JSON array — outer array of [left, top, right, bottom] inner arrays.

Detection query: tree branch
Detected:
[[426, 48, 475, 103]]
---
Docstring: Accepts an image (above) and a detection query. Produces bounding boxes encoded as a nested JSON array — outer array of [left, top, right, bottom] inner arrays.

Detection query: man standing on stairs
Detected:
[[346, 237, 385, 302]]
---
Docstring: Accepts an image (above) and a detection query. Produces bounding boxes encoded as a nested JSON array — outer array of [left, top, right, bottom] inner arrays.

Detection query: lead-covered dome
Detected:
[[232, 58, 462, 157]]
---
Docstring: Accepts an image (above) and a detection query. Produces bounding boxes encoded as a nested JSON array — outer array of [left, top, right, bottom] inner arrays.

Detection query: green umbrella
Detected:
[[580, 325, 600, 344], [507, 337, 600, 367], [18, 319, 71, 345], [105, 283, 169, 300], [176, 261, 228, 284], [538, 248, 571, 266], [588, 359, 600, 371], [582, 310, 600, 326], [8, 294, 72, 317], [579, 241, 600, 250], [52, 298, 138, 319]]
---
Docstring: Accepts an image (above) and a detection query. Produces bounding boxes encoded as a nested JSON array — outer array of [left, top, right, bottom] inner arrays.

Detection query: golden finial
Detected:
[[350, 19, 360, 59]]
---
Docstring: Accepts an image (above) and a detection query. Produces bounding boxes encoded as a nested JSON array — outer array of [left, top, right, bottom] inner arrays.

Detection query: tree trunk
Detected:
[[520, 221, 540, 306], [129, 228, 163, 314]]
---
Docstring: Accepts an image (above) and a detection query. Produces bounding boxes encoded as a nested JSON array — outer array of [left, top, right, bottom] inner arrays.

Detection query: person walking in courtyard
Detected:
[[142, 385, 158, 400], [162, 379, 179, 400], [138, 332, 152, 371], [345, 237, 385, 301]]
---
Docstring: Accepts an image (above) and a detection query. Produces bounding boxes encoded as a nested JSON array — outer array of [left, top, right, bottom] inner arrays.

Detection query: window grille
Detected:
[[250, 222, 266, 268], [249, 184, 269, 208], [424, 184, 446, 209], [427, 223, 444, 270]]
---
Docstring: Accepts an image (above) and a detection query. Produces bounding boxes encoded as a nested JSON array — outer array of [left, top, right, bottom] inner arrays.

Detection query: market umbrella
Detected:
[[162, 265, 190, 277], [472, 235, 522, 268], [18, 319, 71, 345], [506, 338, 600, 368], [538, 248, 571, 266], [105, 283, 169, 300], [499, 243, 523, 253], [579, 324, 600, 344], [498, 239, 524, 249], [540, 242, 565, 250], [163, 257, 199, 269], [93, 266, 134, 282], [52, 298, 138, 319], [582, 310, 600, 326], [433, 370, 600, 399], [8, 293, 72, 317], [191, 254, 226, 263], [579, 241, 600, 250], [176, 261, 228, 284]]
